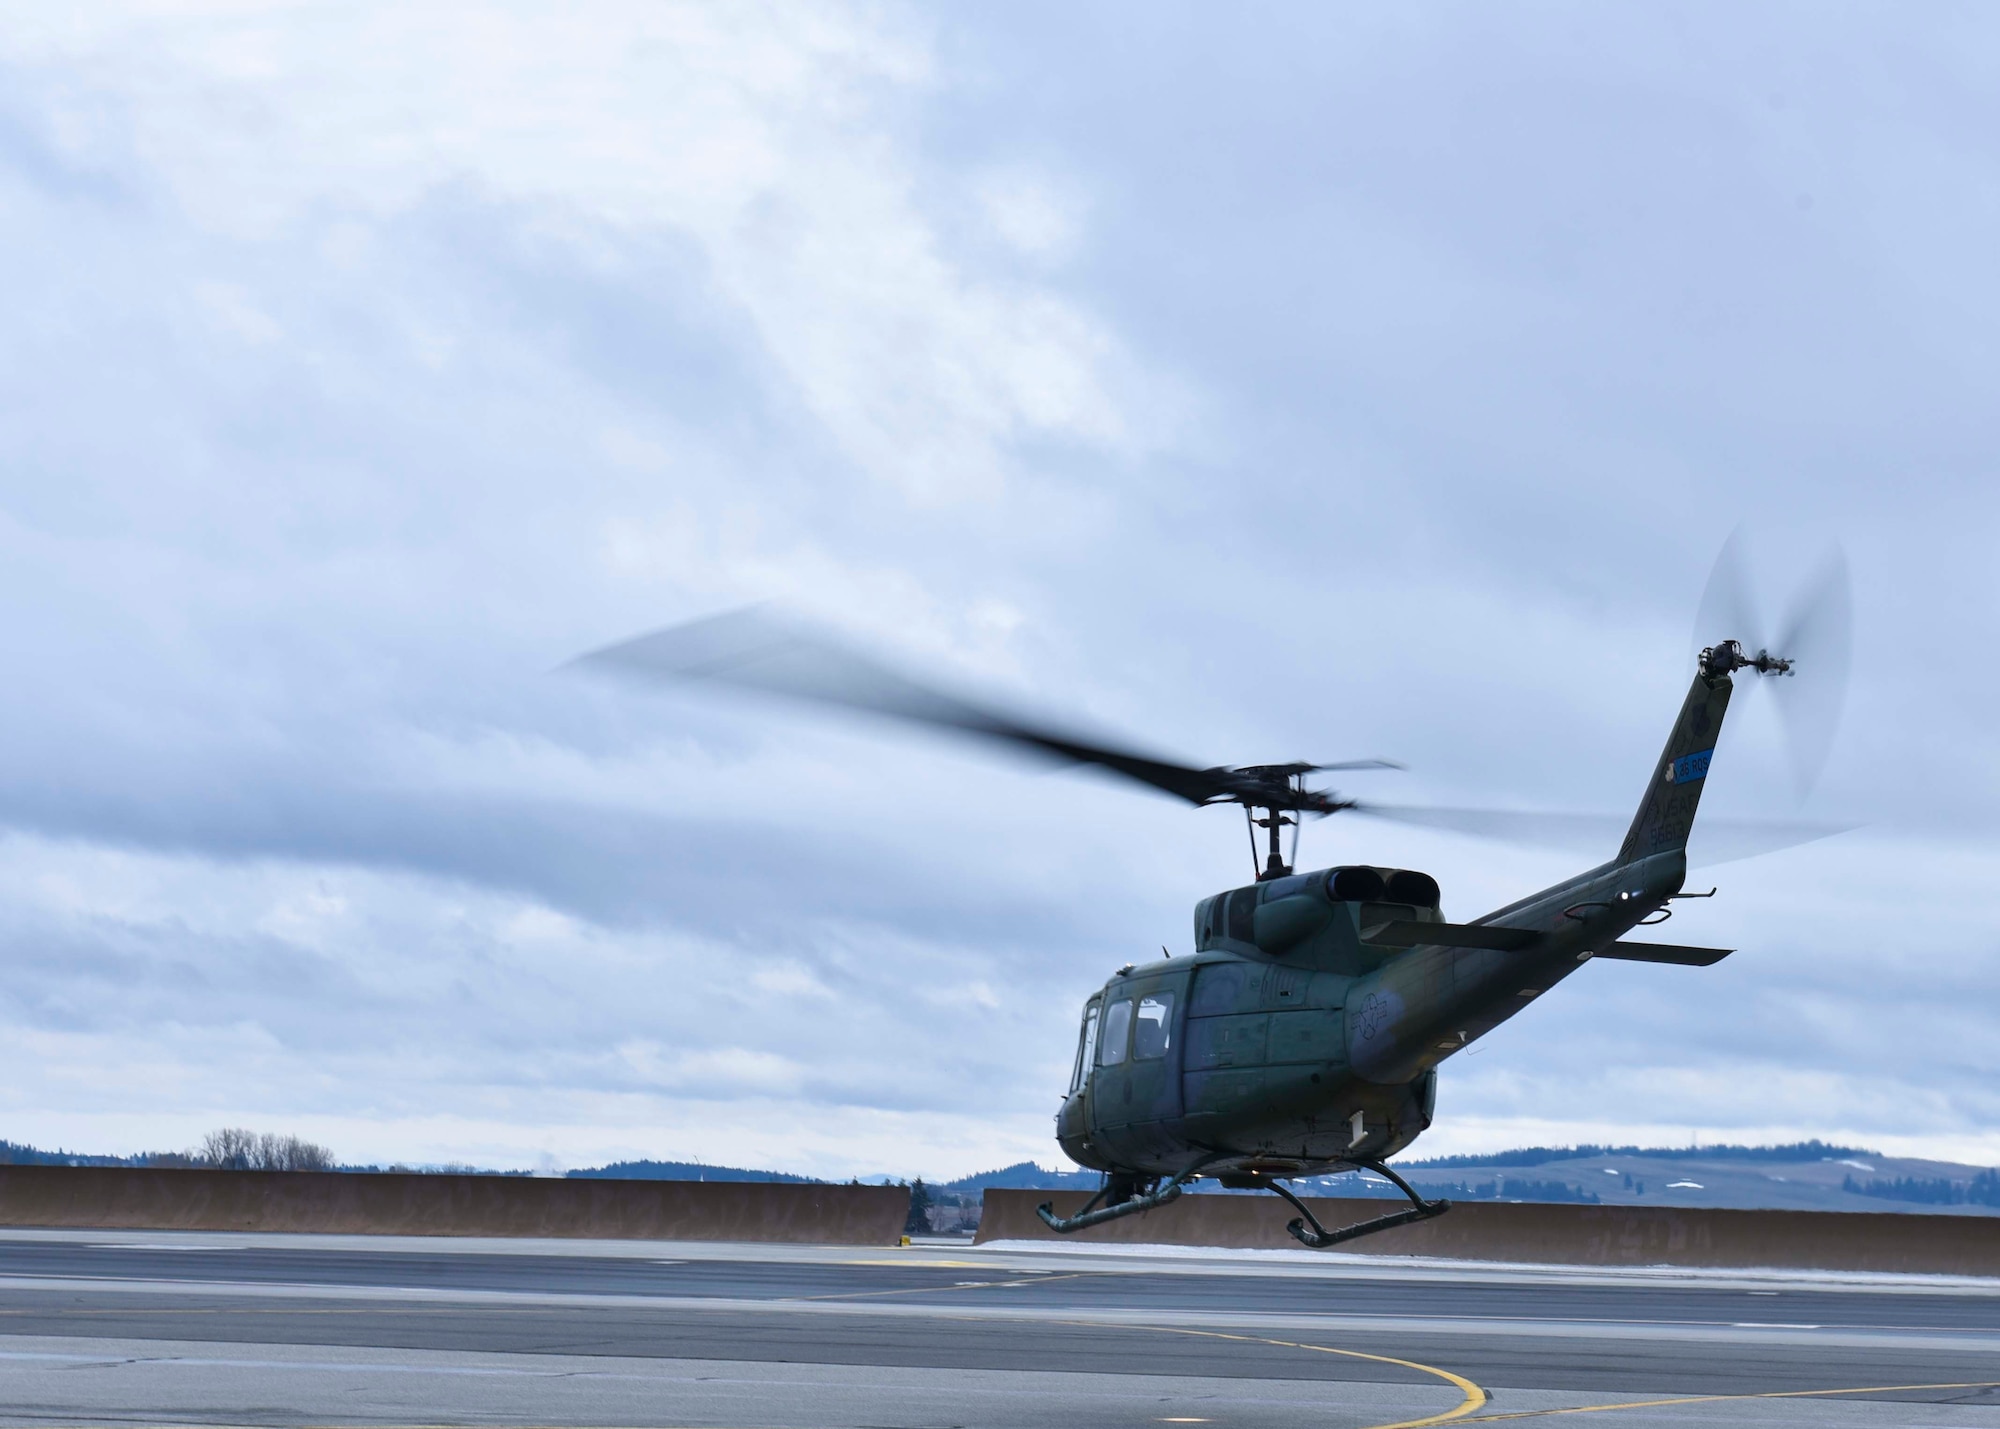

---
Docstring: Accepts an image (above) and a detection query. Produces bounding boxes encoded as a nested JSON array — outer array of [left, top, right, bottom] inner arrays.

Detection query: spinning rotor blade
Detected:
[[1344, 803, 1626, 848], [1340, 531, 1857, 866], [1691, 527, 1764, 658], [572, 608, 1264, 807], [1770, 549, 1853, 797], [1345, 801, 1849, 866], [1691, 532, 1855, 799]]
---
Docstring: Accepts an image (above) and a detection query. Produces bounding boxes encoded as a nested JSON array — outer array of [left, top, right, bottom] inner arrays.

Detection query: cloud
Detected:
[[0, 2, 1996, 1178], [0, 3, 1144, 502], [974, 165, 1087, 260]]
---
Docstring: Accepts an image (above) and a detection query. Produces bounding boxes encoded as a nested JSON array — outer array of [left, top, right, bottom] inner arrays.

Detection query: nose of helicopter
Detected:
[[1054, 1094, 1111, 1172]]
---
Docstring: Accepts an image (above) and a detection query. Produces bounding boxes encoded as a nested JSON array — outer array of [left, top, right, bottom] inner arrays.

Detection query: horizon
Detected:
[[18, 1130, 2000, 1187]]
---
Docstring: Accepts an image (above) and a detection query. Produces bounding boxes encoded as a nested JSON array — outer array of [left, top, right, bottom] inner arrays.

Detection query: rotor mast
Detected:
[[1249, 807, 1296, 880], [1224, 763, 1352, 882]]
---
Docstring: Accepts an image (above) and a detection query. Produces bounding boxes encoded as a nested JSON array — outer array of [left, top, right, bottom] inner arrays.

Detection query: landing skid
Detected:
[[1034, 1155, 1448, 1247], [1035, 1155, 1225, 1235], [1273, 1160, 1451, 1249]]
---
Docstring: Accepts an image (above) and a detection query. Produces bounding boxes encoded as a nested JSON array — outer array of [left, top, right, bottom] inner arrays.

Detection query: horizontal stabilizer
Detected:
[[1361, 921, 1539, 951], [1359, 922, 1735, 966], [1595, 941, 1735, 967]]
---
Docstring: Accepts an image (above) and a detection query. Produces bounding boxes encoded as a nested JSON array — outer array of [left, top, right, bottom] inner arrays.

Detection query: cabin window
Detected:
[[1099, 999, 1134, 1065], [1070, 1006, 1100, 1092], [1133, 992, 1175, 1060]]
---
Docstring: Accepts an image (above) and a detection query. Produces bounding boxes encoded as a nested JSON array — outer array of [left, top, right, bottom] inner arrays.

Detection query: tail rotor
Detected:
[[1691, 532, 1854, 798]]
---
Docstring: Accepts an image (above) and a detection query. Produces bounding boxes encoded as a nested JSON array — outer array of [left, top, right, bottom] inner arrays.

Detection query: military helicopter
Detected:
[[572, 540, 1851, 1248]]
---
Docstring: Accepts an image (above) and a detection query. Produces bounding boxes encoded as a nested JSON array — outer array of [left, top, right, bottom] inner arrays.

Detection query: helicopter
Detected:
[[572, 541, 1851, 1248]]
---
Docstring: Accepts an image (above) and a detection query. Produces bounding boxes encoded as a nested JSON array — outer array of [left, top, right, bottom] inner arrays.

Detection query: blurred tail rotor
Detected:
[[1691, 529, 1761, 665], [1691, 531, 1853, 799], [1771, 549, 1854, 798]]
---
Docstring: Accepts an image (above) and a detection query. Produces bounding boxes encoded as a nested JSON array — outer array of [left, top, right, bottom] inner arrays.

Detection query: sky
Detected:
[[0, 3, 1996, 1179]]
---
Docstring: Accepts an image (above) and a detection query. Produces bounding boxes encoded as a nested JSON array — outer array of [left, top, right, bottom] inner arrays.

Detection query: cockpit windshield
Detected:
[[1070, 1004, 1100, 1092]]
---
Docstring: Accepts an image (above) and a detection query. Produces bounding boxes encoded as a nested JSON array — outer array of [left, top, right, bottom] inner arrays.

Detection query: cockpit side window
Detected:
[[1133, 991, 1175, 1059], [1099, 999, 1134, 1066], [1070, 1004, 1100, 1092]]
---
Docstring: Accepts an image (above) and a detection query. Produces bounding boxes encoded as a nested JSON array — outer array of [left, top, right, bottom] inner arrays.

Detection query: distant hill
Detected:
[[566, 1160, 820, 1184], [10, 1131, 1994, 1215], [0, 1139, 150, 1168], [1402, 1139, 1874, 1170], [1369, 1144, 2000, 1216], [940, 1161, 1100, 1193]]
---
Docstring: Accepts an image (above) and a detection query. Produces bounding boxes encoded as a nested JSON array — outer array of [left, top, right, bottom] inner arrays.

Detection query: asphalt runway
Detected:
[[1, 1228, 1997, 1428]]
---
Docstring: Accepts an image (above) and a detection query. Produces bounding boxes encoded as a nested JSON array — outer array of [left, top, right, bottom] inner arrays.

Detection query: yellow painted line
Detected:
[[275, 1314, 1489, 1429], [10, 1284, 1492, 1426], [1456, 1378, 2000, 1422], [18, 1265, 1996, 1429], [1044, 1319, 1487, 1429]]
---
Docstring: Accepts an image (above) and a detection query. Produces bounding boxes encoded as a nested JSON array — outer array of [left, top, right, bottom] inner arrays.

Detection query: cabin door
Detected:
[[1091, 968, 1189, 1153]]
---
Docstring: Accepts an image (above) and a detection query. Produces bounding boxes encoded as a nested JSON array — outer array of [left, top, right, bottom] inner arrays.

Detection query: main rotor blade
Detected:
[[1770, 547, 1854, 798], [1347, 803, 1628, 849], [1346, 801, 1850, 866], [1691, 527, 1765, 657], [570, 608, 1236, 806]]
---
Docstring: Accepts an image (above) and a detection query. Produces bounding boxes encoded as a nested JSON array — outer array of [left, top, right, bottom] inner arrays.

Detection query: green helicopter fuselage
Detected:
[[1055, 661, 1734, 1183]]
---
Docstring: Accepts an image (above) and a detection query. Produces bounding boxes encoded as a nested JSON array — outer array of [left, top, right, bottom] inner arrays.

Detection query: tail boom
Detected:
[[1348, 661, 1743, 1083], [1617, 665, 1734, 864]]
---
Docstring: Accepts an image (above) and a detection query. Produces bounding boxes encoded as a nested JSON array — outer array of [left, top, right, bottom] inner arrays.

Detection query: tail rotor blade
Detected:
[[1691, 527, 1764, 657], [1770, 546, 1854, 798]]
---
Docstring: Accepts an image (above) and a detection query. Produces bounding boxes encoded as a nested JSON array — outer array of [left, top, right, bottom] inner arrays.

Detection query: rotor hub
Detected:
[[1700, 639, 1793, 680]]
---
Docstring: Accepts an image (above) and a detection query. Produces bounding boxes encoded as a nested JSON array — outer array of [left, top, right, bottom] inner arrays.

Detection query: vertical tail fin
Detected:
[[1618, 666, 1735, 865]]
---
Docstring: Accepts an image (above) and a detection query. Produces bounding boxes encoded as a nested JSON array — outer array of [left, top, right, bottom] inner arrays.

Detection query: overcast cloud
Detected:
[[0, 3, 1996, 1178]]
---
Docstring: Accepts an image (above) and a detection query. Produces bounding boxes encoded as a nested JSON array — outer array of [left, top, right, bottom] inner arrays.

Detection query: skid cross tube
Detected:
[[1272, 1160, 1451, 1249], [1036, 1155, 1225, 1235]]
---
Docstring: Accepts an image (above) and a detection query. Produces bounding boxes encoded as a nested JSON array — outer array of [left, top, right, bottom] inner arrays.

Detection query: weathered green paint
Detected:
[[1057, 664, 1738, 1182]]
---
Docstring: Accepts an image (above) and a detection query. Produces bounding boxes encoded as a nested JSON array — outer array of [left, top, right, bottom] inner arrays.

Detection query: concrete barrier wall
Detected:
[[0, 1167, 910, 1245], [979, 1188, 2000, 1275]]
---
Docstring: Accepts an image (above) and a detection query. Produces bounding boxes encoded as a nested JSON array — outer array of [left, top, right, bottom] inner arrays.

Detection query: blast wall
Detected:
[[0, 1166, 909, 1245], [978, 1188, 2000, 1274]]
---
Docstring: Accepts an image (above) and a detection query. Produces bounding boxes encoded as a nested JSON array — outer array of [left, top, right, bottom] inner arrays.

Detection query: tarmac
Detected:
[[980, 1186, 2000, 1272], [1, 1226, 1998, 1428]]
